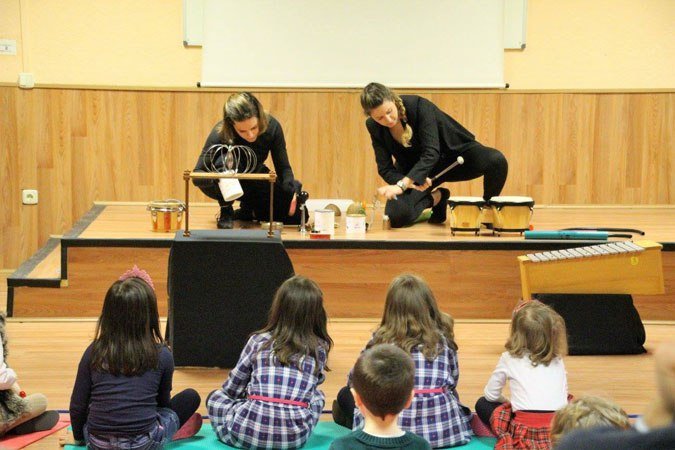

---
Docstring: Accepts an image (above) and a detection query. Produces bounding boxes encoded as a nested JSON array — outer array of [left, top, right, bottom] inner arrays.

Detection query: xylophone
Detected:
[[518, 240, 664, 300]]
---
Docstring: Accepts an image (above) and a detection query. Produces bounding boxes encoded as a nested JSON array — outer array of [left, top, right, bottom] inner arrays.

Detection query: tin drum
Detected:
[[448, 197, 485, 235], [147, 199, 185, 232], [490, 196, 535, 235]]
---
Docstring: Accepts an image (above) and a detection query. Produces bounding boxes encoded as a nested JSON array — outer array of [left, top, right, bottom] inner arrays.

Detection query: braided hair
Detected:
[[360, 82, 413, 147]]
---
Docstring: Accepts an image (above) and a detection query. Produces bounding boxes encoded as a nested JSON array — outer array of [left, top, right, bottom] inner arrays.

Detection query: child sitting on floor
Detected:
[[0, 311, 59, 437], [60, 266, 202, 449], [207, 275, 333, 449], [550, 396, 630, 446], [475, 300, 569, 449], [330, 344, 431, 450], [333, 274, 472, 448], [556, 341, 675, 449]]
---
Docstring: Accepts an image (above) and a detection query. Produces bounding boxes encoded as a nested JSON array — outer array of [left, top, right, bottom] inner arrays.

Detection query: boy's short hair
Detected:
[[351, 343, 415, 419], [551, 396, 630, 445]]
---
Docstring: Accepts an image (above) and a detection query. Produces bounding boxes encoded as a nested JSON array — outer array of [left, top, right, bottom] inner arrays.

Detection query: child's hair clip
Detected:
[[512, 299, 528, 314], [119, 265, 155, 290]]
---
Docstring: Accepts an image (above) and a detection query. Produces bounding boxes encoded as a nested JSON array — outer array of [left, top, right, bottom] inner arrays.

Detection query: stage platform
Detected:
[[7, 202, 675, 319]]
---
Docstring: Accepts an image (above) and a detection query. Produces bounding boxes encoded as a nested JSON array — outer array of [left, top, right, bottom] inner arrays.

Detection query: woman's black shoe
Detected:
[[217, 206, 234, 229], [428, 188, 450, 224]]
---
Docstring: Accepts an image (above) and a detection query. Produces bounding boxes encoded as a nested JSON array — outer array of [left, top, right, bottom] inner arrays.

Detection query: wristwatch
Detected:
[[396, 179, 407, 191]]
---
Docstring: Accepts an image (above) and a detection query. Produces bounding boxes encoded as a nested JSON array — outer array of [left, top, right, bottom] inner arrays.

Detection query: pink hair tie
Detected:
[[512, 300, 528, 314], [119, 265, 155, 290]]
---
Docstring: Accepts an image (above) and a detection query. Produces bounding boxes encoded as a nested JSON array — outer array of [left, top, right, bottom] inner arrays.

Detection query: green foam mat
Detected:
[[456, 436, 498, 449], [65, 421, 350, 450], [65, 422, 497, 449]]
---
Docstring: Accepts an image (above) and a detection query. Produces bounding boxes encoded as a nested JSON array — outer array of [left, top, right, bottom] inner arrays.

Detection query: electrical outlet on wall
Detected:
[[18, 73, 35, 89], [22, 189, 38, 205]]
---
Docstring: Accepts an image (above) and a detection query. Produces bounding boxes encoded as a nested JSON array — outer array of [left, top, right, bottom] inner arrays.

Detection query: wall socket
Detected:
[[18, 72, 35, 89], [22, 189, 38, 205]]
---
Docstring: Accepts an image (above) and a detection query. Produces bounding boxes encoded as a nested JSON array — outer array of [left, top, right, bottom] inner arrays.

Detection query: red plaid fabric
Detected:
[[490, 402, 554, 449]]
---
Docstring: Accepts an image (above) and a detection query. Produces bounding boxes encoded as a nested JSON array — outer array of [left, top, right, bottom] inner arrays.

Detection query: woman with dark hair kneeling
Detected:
[[361, 82, 508, 228]]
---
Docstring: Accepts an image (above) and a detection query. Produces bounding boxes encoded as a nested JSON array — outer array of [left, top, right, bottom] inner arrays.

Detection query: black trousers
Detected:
[[475, 396, 503, 426], [385, 143, 508, 228], [196, 177, 303, 225], [170, 389, 201, 426], [332, 386, 355, 429]]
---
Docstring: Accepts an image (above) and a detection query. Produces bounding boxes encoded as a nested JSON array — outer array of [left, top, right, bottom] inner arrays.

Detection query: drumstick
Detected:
[[430, 156, 464, 182], [390, 155, 465, 200]]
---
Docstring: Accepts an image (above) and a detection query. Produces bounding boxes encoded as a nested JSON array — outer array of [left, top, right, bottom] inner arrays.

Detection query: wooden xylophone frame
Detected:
[[518, 240, 665, 301]]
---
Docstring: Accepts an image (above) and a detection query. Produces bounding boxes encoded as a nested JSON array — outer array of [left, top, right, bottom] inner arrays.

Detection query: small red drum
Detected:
[[447, 196, 485, 235], [147, 199, 185, 232], [490, 196, 535, 235]]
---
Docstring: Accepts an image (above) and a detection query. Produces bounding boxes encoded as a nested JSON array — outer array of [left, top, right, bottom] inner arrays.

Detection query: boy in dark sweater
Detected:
[[330, 344, 431, 450]]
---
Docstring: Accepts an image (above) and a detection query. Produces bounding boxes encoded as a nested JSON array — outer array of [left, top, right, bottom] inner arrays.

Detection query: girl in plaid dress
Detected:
[[333, 274, 473, 448], [207, 275, 333, 449], [475, 300, 569, 450]]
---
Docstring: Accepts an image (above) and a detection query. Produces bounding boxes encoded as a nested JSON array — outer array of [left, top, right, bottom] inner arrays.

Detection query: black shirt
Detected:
[[365, 95, 476, 186]]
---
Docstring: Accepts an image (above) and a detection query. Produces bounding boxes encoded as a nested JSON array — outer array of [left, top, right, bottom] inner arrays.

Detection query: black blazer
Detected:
[[365, 95, 476, 185]]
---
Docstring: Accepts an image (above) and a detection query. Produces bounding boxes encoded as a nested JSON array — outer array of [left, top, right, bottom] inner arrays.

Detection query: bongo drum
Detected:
[[447, 196, 485, 235], [147, 199, 185, 232], [490, 196, 535, 235]]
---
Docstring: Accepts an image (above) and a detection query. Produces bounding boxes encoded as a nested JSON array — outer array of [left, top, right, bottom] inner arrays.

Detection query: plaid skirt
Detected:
[[490, 402, 555, 450]]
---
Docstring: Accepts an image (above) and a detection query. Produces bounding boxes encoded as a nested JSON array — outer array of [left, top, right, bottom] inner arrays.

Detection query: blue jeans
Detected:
[[84, 408, 180, 450]]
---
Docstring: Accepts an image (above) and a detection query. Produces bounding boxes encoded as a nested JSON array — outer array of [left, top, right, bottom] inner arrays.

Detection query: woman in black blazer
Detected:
[[361, 82, 508, 228]]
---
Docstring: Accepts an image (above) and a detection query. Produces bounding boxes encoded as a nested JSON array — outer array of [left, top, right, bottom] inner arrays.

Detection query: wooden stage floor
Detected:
[[7, 203, 675, 320], [68, 202, 675, 243]]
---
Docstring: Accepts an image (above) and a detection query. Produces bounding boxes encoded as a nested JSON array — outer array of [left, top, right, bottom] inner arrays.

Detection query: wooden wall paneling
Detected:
[[1, 88, 675, 270], [642, 93, 674, 204], [594, 94, 628, 203], [494, 93, 532, 199], [71, 90, 93, 221], [51, 89, 73, 235], [505, 93, 548, 202], [0, 89, 19, 267], [565, 93, 597, 204], [15, 89, 40, 261], [666, 94, 675, 203]]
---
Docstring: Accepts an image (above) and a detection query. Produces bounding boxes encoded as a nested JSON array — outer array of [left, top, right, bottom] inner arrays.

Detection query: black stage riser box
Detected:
[[168, 230, 294, 367]]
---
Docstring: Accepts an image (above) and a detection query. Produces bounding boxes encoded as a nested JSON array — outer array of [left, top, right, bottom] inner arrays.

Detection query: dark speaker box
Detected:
[[535, 293, 646, 355], [168, 230, 294, 367]]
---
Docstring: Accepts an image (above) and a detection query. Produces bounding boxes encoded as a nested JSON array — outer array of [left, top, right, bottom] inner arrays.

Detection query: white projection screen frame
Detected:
[[201, 0, 505, 88]]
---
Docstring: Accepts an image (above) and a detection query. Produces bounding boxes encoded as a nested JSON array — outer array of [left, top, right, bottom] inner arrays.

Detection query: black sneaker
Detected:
[[428, 188, 450, 224], [217, 206, 234, 229]]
